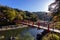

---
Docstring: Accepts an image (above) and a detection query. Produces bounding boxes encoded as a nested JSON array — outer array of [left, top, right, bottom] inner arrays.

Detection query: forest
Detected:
[[0, 5, 38, 26]]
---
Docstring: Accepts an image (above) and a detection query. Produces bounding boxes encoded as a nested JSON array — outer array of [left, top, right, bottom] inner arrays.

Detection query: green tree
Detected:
[[3, 9, 16, 22]]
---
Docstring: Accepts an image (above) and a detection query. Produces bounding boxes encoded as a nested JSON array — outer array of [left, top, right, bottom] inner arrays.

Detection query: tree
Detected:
[[49, 0, 60, 22], [0, 5, 38, 25], [42, 33, 60, 40], [3, 9, 16, 22]]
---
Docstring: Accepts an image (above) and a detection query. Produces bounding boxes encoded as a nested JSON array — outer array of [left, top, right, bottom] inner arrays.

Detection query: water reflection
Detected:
[[1, 27, 44, 40], [21, 27, 44, 40]]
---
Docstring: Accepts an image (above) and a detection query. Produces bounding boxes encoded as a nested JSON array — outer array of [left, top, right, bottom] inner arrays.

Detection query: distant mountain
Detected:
[[33, 12, 53, 21]]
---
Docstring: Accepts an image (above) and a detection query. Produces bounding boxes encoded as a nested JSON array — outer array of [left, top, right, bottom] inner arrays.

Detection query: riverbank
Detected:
[[0, 27, 29, 40]]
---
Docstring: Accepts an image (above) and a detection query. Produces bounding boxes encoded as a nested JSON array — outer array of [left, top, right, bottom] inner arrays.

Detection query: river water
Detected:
[[21, 27, 44, 40]]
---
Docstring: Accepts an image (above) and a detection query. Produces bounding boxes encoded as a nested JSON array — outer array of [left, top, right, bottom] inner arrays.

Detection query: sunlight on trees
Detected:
[[42, 33, 60, 40]]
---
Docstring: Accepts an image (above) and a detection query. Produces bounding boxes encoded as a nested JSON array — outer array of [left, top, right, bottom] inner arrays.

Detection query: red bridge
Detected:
[[15, 20, 60, 33]]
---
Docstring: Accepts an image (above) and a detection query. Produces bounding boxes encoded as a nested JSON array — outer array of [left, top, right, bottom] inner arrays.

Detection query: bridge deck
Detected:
[[0, 22, 60, 34], [25, 23, 60, 33]]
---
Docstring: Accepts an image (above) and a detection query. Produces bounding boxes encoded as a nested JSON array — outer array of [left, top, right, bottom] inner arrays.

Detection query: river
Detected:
[[21, 27, 44, 40]]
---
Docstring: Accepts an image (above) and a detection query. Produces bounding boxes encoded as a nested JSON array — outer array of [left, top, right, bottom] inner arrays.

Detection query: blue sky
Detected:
[[0, 0, 54, 12]]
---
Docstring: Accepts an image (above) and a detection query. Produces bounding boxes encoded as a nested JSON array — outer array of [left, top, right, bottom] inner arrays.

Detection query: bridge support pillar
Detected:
[[47, 24, 50, 32], [37, 22, 40, 30], [32, 22, 34, 26]]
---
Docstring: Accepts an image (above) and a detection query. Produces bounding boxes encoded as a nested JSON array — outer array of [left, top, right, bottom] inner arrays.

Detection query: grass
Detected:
[[42, 32, 60, 40]]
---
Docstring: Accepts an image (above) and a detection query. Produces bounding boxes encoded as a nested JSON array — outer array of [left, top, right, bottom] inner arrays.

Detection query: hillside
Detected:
[[33, 12, 53, 21], [0, 5, 38, 26]]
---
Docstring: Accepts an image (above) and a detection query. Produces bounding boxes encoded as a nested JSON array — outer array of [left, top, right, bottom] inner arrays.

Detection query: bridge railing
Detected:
[[0, 20, 60, 32]]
